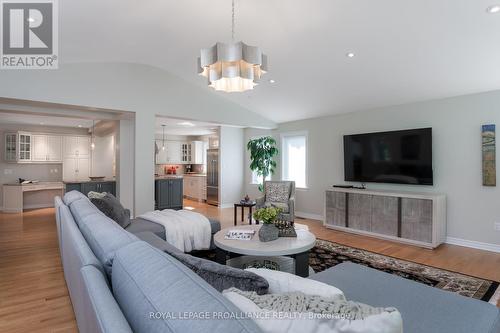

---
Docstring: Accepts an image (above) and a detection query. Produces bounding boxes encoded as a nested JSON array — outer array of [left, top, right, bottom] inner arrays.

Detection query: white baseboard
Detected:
[[219, 203, 234, 209], [24, 203, 55, 210], [445, 237, 500, 254], [295, 211, 323, 221]]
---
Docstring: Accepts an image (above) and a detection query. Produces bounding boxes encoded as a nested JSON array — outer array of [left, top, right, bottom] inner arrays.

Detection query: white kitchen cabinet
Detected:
[[32, 135, 47, 161], [63, 157, 90, 181], [63, 135, 91, 181], [4, 133, 17, 162], [183, 175, 207, 201], [166, 141, 181, 164], [181, 143, 192, 163], [5, 132, 63, 163], [32, 135, 62, 162], [18, 133, 32, 162], [47, 135, 63, 161], [190, 141, 204, 164], [64, 136, 90, 158]]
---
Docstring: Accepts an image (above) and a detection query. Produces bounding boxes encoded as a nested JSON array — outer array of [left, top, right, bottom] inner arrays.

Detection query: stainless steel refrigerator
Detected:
[[206, 149, 219, 205]]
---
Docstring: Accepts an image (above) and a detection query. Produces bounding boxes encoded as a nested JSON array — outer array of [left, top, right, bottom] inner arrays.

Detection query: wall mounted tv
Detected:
[[343, 128, 433, 185]]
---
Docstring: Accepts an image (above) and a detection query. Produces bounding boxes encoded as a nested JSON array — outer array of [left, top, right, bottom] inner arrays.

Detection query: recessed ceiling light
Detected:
[[346, 52, 355, 58], [269, 79, 276, 84], [178, 121, 195, 127], [78, 125, 83, 128], [487, 5, 500, 13]]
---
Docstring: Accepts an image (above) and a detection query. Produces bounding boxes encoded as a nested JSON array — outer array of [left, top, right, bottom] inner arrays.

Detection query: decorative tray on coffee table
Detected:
[[275, 220, 297, 237]]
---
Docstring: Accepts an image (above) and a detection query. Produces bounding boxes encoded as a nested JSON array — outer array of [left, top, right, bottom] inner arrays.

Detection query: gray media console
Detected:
[[324, 188, 446, 248]]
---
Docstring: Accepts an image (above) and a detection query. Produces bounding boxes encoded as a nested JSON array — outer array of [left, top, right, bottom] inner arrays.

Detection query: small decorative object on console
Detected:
[[244, 194, 251, 202]]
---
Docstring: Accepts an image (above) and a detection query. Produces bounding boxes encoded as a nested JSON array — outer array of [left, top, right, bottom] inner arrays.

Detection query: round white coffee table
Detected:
[[214, 225, 316, 277]]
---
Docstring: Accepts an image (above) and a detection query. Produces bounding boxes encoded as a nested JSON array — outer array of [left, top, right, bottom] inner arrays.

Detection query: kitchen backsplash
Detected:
[[155, 164, 205, 175]]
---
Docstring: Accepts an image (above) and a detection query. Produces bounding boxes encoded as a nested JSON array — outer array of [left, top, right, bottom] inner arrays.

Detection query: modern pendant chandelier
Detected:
[[197, 0, 267, 93]]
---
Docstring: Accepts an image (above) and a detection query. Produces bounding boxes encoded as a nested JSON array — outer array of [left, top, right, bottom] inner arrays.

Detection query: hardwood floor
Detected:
[[0, 208, 77, 333], [1, 201, 499, 332]]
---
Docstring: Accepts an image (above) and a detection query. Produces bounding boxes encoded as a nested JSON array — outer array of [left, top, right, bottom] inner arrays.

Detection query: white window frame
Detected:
[[280, 131, 308, 189], [249, 135, 273, 185]]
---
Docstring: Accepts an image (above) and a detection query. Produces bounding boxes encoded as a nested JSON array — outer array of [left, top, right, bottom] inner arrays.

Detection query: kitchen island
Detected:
[[155, 175, 183, 210]]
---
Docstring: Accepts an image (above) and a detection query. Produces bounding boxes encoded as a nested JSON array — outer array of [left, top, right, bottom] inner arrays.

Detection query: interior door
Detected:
[[32, 135, 48, 161]]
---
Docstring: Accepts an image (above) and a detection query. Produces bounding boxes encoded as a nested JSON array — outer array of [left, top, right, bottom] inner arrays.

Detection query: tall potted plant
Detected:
[[247, 136, 278, 192]]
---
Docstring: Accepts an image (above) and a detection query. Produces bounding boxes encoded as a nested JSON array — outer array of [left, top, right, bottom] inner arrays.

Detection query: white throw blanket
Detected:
[[138, 209, 211, 252]]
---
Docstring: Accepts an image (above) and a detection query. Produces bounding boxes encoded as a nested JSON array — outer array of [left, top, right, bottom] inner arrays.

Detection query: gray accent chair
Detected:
[[256, 181, 296, 222]]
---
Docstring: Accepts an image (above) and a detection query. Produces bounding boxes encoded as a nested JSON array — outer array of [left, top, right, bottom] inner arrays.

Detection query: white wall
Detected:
[[219, 126, 245, 207], [91, 134, 115, 179], [250, 90, 500, 247]]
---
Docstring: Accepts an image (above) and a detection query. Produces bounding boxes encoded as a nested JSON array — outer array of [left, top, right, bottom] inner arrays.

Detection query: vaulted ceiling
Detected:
[[59, 0, 500, 123]]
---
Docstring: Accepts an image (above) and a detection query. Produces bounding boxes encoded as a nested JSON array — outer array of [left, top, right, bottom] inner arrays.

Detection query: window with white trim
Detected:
[[251, 170, 271, 185], [281, 132, 307, 188]]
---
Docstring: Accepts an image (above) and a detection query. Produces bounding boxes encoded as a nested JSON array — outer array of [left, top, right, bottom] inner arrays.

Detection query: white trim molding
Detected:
[[219, 203, 235, 209], [295, 211, 323, 222], [445, 237, 500, 254]]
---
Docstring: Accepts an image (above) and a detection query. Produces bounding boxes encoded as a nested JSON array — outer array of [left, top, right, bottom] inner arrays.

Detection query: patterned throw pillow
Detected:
[[266, 183, 290, 203]]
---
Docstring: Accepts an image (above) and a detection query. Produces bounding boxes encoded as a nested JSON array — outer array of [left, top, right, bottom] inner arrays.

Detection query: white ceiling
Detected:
[[61, 0, 500, 123], [156, 117, 218, 136], [0, 111, 94, 128]]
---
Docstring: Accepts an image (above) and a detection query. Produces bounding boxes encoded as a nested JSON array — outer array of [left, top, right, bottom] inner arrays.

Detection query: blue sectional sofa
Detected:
[[55, 191, 500, 333]]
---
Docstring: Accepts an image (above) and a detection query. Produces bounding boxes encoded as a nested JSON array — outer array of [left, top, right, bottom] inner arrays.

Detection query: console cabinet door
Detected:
[[348, 193, 372, 231], [401, 198, 433, 243], [325, 191, 346, 227], [371, 196, 399, 236]]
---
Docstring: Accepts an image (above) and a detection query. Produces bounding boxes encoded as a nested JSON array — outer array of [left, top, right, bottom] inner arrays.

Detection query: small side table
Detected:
[[234, 201, 257, 226]]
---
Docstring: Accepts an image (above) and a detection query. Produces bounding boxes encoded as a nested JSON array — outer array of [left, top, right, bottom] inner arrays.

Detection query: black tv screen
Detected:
[[344, 128, 433, 185]]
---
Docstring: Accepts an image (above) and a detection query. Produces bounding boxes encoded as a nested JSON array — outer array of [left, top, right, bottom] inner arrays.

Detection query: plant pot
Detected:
[[258, 223, 279, 242]]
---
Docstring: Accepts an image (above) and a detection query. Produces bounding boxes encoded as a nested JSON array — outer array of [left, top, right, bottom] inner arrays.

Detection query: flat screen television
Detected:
[[344, 128, 433, 185]]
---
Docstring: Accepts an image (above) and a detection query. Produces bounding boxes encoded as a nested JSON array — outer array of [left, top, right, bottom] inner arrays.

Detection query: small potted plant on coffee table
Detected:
[[253, 207, 282, 242]]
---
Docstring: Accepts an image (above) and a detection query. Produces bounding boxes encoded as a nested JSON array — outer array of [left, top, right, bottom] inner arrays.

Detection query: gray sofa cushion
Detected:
[[309, 262, 500, 333], [134, 231, 183, 254], [80, 266, 133, 333], [70, 197, 139, 277], [90, 193, 131, 229], [125, 217, 166, 238], [112, 241, 263, 333], [63, 190, 88, 206], [168, 251, 269, 295]]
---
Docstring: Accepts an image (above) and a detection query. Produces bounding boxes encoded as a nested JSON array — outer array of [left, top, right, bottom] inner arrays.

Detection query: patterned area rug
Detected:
[[311, 239, 500, 304]]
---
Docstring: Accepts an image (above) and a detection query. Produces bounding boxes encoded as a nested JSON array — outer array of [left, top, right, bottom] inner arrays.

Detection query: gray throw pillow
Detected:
[[91, 193, 131, 229], [168, 251, 269, 295]]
